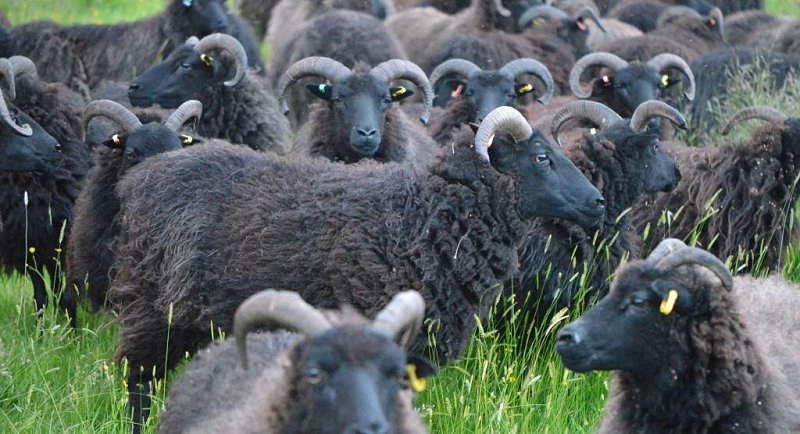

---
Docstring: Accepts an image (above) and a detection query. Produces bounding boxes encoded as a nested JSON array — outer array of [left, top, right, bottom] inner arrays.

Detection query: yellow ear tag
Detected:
[[661, 74, 670, 87], [517, 83, 533, 95], [406, 364, 427, 392], [532, 17, 546, 27], [180, 134, 193, 145], [659, 289, 679, 315], [589, 127, 597, 135], [392, 86, 407, 98], [200, 53, 213, 67]]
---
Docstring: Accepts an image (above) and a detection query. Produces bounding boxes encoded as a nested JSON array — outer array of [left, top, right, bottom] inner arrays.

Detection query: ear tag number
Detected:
[[406, 364, 427, 392], [660, 289, 679, 315]]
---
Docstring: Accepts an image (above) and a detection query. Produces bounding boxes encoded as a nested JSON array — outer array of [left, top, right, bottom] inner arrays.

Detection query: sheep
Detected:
[[276, 56, 438, 166], [516, 5, 606, 58], [631, 107, 800, 273], [511, 100, 685, 317], [157, 290, 434, 434], [67, 100, 203, 311], [234, 0, 282, 41], [723, 10, 800, 56], [107, 106, 606, 426], [607, 0, 714, 32], [0, 88, 90, 327], [10, 0, 264, 94], [268, 10, 407, 129], [426, 58, 555, 145], [557, 238, 800, 432], [129, 33, 290, 154]]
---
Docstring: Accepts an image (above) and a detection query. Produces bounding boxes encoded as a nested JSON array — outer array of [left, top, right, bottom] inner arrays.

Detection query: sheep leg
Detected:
[[29, 266, 77, 327], [127, 374, 151, 434]]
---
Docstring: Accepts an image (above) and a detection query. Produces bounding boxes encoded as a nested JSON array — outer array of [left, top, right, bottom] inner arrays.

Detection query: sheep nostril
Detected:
[[595, 197, 606, 208], [558, 329, 580, 345], [129, 83, 140, 91], [356, 128, 377, 138]]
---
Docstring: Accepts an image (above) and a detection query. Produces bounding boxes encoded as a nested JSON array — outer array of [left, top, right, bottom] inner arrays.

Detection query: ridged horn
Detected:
[[629, 100, 687, 133], [372, 291, 426, 349], [569, 52, 629, 98], [165, 100, 203, 132], [0, 88, 32, 136], [234, 290, 331, 369], [518, 5, 570, 28], [646, 53, 695, 100], [494, 0, 512, 17], [574, 7, 606, 32], [0, 59, 15, 101], [721, 107, 787, 136], [499, 58, 554, 105], [275, 56, 351, 115], [428, 59, 481, 91], [82, 100, 142, 136], [193, 33, 248, 87], [371, 59, 434, 123], [9, 56, 39, 82], [646, 238, 687, 264], [655, 245, 733, 291], [474, 106, 532, 163], [551, 100, 622, 146]]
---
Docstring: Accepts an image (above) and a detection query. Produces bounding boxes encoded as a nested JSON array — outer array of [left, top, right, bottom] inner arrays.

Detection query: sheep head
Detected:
[[276, 56, 433, 159], [128, 33, 247, 108], [518, 5, 605, 56], [167, 0, 233, 39], [0, 87, 61, 174], [429, 58, 554, 122], [475, 106, 606, 229], [569, 52, 695, 118], [234, 290, 435, 433]]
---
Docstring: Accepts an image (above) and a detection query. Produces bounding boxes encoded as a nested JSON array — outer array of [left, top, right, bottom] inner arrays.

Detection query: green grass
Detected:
[[1, 0, 799, 432]]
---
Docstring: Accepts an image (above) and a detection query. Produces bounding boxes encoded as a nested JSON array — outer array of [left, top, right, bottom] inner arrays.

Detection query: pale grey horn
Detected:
[[721, 107, 787, 136], [372, 291, 426, 349], [646, 238, 687, 264], [518, 5, 570, 29], [655, 246, 733, 291], [8, 56, 39, 82], [494, 0, 512, 17], [0, 59, 15, 101], [629, 100, 687, 133], [165, 100, 203, 132], [551, 100, 622, 146], [646, 53, 695, 100], [194, 33, 248, 87], [0, 88, 32, 136], [499, 58, 555, 105], [82, 99, 142, 136], [276, 56, 351, 115], [569, 52, 629, 98], [474, 106, 533, 163], [428, 59, 481, 91], [372, 59, 434, 124]]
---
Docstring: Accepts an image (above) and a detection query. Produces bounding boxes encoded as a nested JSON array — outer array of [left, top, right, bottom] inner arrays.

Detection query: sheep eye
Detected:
[[305, 367, 325, 385], [535, 154, 549, 164], [653, 143, 660, 151], [180, 63, 192, 70], [630, 296, 648, 308]]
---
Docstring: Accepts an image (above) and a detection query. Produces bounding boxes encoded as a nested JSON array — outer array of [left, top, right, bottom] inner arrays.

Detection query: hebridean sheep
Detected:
[[158, 290, 434, 434], [10, 0, 264, 93], [277, 57, 438, 166], [557, 238, 800, 432], [515, 5, 606, 58], [268, 10, 407, 129], [129, 34, 289, 154], [0, 88, 90, 327], [607, 0, 714, 32], [512, 100, 684, 316], [234, 0, 282, 41], [631, 107, 800, 273], [108, 107, 605, 425], [67, 100, 203, 310]]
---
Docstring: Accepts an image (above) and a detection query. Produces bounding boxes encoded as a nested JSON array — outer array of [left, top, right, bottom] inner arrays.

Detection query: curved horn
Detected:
[[8, 56, 39, 82], [234, 290, 331, 369], [371, 59, 434, 124], [551, 100, 622, 146], [372, 291, 426, 349], [428, 59, 481, 90], [518, 5, 570, 29], [275, 56, 351, 115], [708, 7, 724, 40], [0, 59, 15, 101], [629, 100, 687, 133], [574, 7, 606, 32], [655, 246, 733, 291], [185, 36, 199, 47], [165, 100, 203, 132], [646, 238, 687, 264], [474, 106, 532, 163], [82, 99, 142, 135], [193, 33, 248, 87], [499, 58, 555, 105], [0, 88, 32, 136], [646, 53, 695, 100], [721, 107, 787, 136], [569, 52, 629, 98], [494, 0, 512, 17]]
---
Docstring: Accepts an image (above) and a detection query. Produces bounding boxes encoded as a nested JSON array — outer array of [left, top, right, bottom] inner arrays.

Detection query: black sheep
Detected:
[[557, 238, 800, 432]]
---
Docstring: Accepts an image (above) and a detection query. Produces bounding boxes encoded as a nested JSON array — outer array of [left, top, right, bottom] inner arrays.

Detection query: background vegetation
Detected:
[[0, 0, 798, 432]]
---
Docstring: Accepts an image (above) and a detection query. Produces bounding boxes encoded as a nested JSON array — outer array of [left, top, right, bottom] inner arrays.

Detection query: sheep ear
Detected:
[[102, 133, 126, 150], [389, 86, 414, 102], [305, 83, 334, 101], [516, 83, 535, 96], [652, 282, 694, 315], [180, 134, 200, 147], [468, 122, 479, 134]]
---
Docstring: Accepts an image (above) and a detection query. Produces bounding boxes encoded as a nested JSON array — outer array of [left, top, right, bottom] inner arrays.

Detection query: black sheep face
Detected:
[[290, 327, 434, 434], [447, 72, 537, 123], [0, 108, 61, 174], [488, 130, 606, 229], [306, 71, 414, 159], [169, 0, 232, 37], [591, 66, 680, 118], [99, 123, 186, 171], [129, 44, 234, 108]]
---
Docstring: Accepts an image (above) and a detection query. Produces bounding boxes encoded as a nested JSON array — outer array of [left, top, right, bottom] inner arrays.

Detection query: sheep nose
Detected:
[[356, 128, 377, 138], [129, 83, 139, 91], [557, 327, 581, 346], [595, 197, 605, 209]]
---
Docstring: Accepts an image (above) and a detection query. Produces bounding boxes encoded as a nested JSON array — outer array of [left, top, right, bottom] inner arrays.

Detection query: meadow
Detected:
[[0, 0, 799, 432]]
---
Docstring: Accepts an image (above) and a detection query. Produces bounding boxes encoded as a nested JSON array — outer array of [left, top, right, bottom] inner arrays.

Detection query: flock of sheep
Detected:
[[1, 0, 799, 432]]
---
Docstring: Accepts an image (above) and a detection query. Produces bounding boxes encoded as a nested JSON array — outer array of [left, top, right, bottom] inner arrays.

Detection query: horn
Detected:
[[655, 246, 733, 291], [185, 36, 199, 47], [646, 238, 688, 264], [193, 33, 248, 87], [708, 7, 724, 40], [574, 7, 606, 32], [551, 100, 622, 146], [428, 59, 481, 91], [494, 0, 511, 17], [517, 5, 570, 29], [0, 59, 14, 101], [474, 106, 532, 163], [371, 59, 434, 124], [165, 100, 203, 132], [499, 58, 555, 105], [372, 291, 426, 349], [569, 52, 629, 98], [8, 56, 39, 82], [721, 107, 787, 136], [0, 88, 32, 136], [275, 56, 351, 115], [234, 290, 331, 369], [646, 53, 695, 100], [82, 100, 142, 137], [629, 100, 687, 133]]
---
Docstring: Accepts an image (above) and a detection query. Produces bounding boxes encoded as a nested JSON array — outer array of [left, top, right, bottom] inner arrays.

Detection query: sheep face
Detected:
[[0, 109, 61, 174], [489, 130, 606, 229], [99, 123, 186, 171], [168, 0, 232, 37], [447, 73, 536, 123], [591, 65, 678, 118], [305, 71, 414, 158]]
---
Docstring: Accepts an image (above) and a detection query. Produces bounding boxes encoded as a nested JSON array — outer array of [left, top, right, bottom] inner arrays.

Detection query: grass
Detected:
[[1, 0, 799, 432]]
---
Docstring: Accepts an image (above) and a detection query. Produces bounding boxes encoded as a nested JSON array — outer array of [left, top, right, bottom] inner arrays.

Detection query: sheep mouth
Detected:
[[575, 206, 605, 230], [349, 141, 380, 158], [556, 342, 598, 373]]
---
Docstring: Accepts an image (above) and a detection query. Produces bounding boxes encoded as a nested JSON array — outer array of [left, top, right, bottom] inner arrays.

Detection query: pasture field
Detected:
[[0, 1, 799, 432]]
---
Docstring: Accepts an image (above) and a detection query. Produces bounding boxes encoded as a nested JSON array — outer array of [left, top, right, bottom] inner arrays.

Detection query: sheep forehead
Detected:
[[336, 73, 387, 98], [470, 72, 514, 89], [127, 124, 183, 155], [302, 326, 404, 368]]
